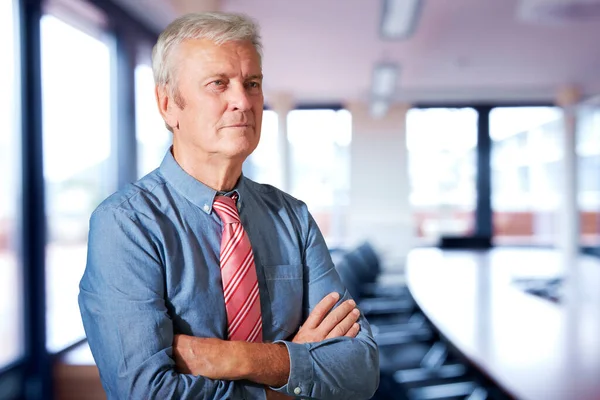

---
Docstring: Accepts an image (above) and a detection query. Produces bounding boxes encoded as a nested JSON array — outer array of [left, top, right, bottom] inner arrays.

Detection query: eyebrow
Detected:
[[204, 73, 263, 81], [206, 73, 229, 80], [245, 74, 263, 81]]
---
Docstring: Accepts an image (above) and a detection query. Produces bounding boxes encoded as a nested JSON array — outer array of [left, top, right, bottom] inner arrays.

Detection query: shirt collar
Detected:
[[159, 148, 246, 215]]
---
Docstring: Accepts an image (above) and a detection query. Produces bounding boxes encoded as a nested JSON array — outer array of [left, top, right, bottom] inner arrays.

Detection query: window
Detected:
[[287, 109, 352, 245], [135, 59, 171, 178], [577, 104, 600, 248], [41, 14, 113, 352], [407, 108, 478, 245], [490, 107, 563, 246], [0, 0, 23, 368], [245, 110, 281, 188]]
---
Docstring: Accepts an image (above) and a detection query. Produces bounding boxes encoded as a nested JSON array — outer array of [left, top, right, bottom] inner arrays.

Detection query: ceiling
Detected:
[[112, 0, 600, 105]]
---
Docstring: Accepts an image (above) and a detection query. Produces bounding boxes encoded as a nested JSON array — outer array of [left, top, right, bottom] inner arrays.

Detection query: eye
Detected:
[[246, 81, 261, 89], [212, 80, 225, 86]]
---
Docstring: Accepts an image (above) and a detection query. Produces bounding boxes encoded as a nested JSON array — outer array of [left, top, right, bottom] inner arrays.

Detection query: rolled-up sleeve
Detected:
[[271, 208, 380, 400], [78, 207, 248, 399]]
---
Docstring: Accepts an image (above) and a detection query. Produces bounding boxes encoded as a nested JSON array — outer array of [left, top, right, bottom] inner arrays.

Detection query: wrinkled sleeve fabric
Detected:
[[78, 207, 251, 400], [271, 205, 380, 400]]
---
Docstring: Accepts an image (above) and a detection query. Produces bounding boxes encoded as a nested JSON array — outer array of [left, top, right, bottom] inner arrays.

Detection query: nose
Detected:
[[227, 83, 252, 112]]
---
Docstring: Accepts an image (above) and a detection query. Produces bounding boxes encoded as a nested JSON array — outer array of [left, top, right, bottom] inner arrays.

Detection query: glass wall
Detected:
[[0, 0, 23, 368], [135, 58, 171, 178], [245, 110, 281, 188], [490, 107, 563, 246], [41, 13, 113, 352], [287, 109, 352, 245], [577, 104, 600, 249], [406, 108, 478, 245]]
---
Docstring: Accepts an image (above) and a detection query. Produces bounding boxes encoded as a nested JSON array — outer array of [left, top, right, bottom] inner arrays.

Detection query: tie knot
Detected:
[[213, 195, 240, 224]]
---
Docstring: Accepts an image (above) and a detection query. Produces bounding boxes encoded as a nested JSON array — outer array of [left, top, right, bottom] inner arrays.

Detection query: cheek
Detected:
[[184, 99, 223, 125], [253, 104, 263, 123]]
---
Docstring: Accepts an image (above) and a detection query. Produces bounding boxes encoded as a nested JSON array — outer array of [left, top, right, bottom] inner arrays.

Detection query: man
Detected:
[[79, 12, 379, 400]]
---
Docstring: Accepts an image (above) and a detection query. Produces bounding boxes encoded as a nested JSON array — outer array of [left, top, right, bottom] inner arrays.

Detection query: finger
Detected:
[[318, 299, 356, 335], [325, 307, 360, 339], [303, 292, 340, 329], [344, 323, 361, 338]]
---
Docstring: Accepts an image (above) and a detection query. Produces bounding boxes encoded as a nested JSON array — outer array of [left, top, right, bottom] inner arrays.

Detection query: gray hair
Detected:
[[152, 12, 263, 89]]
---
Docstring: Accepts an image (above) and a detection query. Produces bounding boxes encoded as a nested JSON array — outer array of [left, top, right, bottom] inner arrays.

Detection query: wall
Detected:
[[346, 102, 414, 271]]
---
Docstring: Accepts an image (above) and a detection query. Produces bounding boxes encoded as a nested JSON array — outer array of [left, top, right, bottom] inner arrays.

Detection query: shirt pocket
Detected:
[[263, 264, 303, 335]]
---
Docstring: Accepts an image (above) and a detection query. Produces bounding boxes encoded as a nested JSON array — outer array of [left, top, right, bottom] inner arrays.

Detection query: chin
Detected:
[[223, 141, 258, 160]]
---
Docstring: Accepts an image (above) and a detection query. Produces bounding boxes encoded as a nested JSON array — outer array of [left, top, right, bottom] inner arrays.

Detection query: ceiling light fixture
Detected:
[[372, 63, 399, 98], [380, 0, 423, 40], [518, 0, 600, 23], [370, 99, 390, 119], [370, 63, 399, 118]]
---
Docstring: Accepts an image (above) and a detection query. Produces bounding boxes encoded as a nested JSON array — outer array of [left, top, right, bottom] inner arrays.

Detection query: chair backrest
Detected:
[[344, 242, 382, 284], [332, 242, 383, 300], [334, 257, 362, 300], [356, 242, 381, 277], [344, 249, 375, 284]]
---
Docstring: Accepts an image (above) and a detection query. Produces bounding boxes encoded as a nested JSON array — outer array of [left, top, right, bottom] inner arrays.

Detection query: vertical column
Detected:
[[346, 101, 413, 270], [19, 0, 52, 398], [475, 106, 492, 239], [267, 92, 294, 192], [556, 86, 584, 344], [556, 86, 580, 279], [112, 26, 137, 189]]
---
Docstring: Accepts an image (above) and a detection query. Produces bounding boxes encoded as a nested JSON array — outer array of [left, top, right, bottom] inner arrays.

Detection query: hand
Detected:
[[173, 335, 242, 380], [292, 292, 361, 344]]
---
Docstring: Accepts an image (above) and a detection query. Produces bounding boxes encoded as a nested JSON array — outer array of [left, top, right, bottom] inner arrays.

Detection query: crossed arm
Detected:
[[80, 207, 379, 399], [172, 292, 361, 396]]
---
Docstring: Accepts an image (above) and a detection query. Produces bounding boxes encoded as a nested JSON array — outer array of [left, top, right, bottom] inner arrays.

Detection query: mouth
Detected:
[[223, 124, 252, 129]]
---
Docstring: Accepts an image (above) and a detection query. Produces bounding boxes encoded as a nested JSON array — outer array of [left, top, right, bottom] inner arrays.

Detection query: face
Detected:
[[160, 38, 264, 163]]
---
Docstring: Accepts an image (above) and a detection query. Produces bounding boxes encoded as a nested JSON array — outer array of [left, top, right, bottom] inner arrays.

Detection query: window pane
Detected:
[[288, 109, 352, 246], [407, 108, 478, 245], [245, 110, 281, 188], [0, 0, 23, 367], [577, 104, 600, 248], [490, 107, 563, 246], [41, 15, 113, 352], [135, 62, 171, 178]]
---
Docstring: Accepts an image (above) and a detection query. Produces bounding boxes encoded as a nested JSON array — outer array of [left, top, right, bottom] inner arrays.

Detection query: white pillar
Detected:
[[268, 92, 294, 193], [346, 101, 414, 271], [556, 86, 580, 274]]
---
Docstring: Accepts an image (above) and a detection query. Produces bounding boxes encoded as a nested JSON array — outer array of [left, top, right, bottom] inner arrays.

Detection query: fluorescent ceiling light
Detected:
[[381, 0, 422, 39], [370, 99, 390, 119], [372, 63, 398, 98], [518, 0, 600, 24], [583, 93, 600, 106]]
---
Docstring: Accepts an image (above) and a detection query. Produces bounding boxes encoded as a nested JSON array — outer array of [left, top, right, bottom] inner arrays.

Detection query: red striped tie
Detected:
[[212, 194, 263, 342]]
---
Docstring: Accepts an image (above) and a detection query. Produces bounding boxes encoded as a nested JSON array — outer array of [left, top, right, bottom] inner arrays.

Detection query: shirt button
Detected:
[[294, 387, 302, 395], [203, 204, 210, 212]]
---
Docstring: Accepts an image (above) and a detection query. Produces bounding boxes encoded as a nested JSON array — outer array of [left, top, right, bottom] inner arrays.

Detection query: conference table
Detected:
[[405, 248, 600, 400]]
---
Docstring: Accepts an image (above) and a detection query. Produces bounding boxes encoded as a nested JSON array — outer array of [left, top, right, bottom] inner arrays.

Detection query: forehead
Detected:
[[173, 38, 262, 78]]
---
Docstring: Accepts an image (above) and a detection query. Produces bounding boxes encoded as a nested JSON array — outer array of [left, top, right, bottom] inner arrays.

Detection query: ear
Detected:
[[155, 85, 179, 130]]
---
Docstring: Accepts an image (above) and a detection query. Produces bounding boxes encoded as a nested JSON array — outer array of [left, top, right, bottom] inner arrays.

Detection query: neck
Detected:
[[172, 145, 243, 192]]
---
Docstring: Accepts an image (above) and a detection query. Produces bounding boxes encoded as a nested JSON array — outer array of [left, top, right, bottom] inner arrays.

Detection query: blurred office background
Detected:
[[1, 0, 599, 399]]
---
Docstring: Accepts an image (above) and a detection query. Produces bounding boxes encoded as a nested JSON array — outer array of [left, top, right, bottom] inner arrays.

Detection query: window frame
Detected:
[[409, 102, 555, 249], [3, 0, 159, 398]]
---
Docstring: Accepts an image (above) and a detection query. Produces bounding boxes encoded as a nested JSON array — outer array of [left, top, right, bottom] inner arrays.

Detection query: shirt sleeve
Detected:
[[78, 207, 255, 400], [270, 206, 380, 400]]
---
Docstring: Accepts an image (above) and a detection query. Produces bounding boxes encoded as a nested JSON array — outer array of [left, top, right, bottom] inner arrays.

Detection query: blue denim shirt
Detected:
[[79, 150, 379, 400]]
